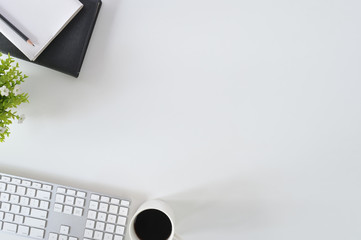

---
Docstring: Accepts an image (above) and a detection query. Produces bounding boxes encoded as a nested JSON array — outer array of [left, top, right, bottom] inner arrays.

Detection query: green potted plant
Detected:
[[0, 53, 29, 142]]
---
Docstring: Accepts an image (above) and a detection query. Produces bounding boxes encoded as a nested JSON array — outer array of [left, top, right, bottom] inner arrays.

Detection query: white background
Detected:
[[1, 0, 361, 239]]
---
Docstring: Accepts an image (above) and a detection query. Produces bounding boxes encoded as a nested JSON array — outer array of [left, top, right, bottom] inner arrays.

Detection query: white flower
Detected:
[[18, 114, 26, 124], [13, 85, 21, 96], [0, 127, 6, 134], [0, 86, 9, 97]]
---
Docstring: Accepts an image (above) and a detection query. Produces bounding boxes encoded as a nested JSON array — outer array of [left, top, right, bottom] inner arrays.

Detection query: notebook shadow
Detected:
[[83, 0, 124, 68]]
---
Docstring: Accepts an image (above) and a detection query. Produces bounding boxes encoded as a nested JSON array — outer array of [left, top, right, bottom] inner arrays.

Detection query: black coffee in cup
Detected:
[[134, 209, 172, 240]]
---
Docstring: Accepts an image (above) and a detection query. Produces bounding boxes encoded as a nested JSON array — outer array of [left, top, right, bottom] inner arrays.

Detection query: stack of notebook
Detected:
[[0, 0, 102, 77]]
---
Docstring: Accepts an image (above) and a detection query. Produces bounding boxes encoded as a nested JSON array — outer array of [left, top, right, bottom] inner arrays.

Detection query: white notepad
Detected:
[[0, 0, 83, 61]]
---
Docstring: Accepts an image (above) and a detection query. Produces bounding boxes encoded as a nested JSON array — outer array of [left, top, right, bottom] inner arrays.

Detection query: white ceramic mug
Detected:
[[128, 199, 180, 240]]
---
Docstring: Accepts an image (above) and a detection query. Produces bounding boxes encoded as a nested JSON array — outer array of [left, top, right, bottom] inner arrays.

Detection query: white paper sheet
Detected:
[[0, 0, 83, 61]]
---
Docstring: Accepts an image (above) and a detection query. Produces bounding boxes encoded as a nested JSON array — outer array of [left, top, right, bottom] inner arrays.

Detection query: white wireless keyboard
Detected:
[[0, 172, 131, 240]]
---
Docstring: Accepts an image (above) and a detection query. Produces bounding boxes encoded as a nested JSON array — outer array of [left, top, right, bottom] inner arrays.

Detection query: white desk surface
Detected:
[[1, 0, 361, 239]]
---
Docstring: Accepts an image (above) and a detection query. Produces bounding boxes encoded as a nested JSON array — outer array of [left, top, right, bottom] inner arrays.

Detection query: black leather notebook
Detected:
[[0, 0, 102, 78]]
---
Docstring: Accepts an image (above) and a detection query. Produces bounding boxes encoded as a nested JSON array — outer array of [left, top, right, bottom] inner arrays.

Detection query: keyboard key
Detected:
[[91, 194, 100, 201], [115, 226, 125, 235], [65, 196, 75, 205], [1, 203, 11, 211], [105, 223, 115, 233], [36, 190, 51, 200], [77, 191, 86, 198], [26, 188, 36, 197], [4, 212, 14, 221], [100, 196, 110, 202], [117, 216, 126, 226], [31, 208, 48, 219], [57, 187, 66, 194], [120, 200, 130, 207], [60, 225, 70, 234], [49, 233, 58, 240], [75, 198, 85, 207], [107, 214, 117, 223], [84, 229, 93, 238], [20, 196, 30, 205], [87, 210, 97, 219], [29, 227, 45, 239], [118, 207, 128, 216], [95, 222, 105, 231], [110, 198, 120, 205], [2, 176, 11, 182], [94, 231, 103, 240], [10, 195, 20, 204], [97, 212, 107, 221], [0, 182, 6, 191], [99, 203, 109, 212], [73, 207, 83, 217], [54, 203, 63, 213], [55, 194, 65, 203], [24, 216, 46, 228], [16, 186, 26, 195], [109, 205, 118, 214], [12, 178, 22, 184], [39, 200, 50, 210], [86, 220, 95, 229], [3, 222, 17, 233], [14, 215, 24, 224], [17, 225, 30, 235], [67, 189, 76, 196], [10, 204, 21, 214], [63, 206, 73, 215], [104, 233, 113, 240], [7, 184, 16, 193], [114, 235, 123, 240], [22, 180, 31, 186], [32, 182, 42, 189], [89, 201, 99, 210], [0, 193, 10, 201], [21, 206, 31, 215], [42, 184, 52, 191], [59, 235, 68, 240], [30, 199, 40, 208]]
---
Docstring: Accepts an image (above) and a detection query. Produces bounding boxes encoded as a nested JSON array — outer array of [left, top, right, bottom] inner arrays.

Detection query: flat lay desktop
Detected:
[[1, 0, 361, 240]]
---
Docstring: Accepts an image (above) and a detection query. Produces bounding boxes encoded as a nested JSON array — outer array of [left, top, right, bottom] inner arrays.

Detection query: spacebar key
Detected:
[[24, 217, 46, 228]]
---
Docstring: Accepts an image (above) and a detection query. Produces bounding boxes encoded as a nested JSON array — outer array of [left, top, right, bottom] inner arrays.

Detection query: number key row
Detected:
[[0, 175, 52, 191]]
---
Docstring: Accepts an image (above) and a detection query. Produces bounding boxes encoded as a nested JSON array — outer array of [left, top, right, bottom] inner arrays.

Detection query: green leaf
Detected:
[[0, 53, 29, 142]]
